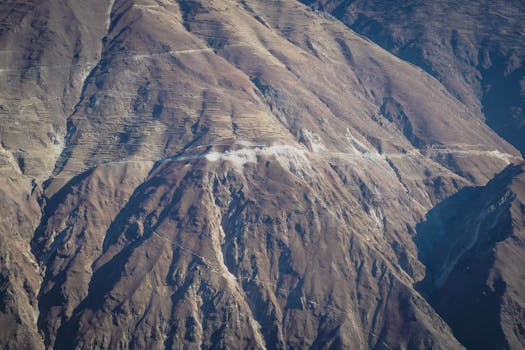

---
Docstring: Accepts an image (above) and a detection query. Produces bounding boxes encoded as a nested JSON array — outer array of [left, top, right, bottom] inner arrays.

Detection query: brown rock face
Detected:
[[0, 0, 523, 349], [302, 0, 525, 155], [416, 162, 525, 350]]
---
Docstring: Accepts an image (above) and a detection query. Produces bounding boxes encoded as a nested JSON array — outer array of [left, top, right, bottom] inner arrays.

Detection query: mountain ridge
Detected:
[[0, 0, 523, 349]]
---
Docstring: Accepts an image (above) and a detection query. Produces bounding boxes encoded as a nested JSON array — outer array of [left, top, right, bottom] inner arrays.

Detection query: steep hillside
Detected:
[[0, 0, 523, 349], [302, 0, 525, 155], [416, 162, 525, 350], [0, 1, 111, 348]]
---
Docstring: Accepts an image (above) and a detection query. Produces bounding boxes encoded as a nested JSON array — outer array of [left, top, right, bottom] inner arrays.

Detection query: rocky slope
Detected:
[[302, 0, 525, 156], [1, 1, 111, 348], [0, 0, 523, 349], [416, 161, 525, 350]]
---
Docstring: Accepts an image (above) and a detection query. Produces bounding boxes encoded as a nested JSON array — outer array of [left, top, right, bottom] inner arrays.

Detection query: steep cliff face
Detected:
[[416, 162, 525, 350], [302, 0, 525, 156], [0, 0, 523, 349]]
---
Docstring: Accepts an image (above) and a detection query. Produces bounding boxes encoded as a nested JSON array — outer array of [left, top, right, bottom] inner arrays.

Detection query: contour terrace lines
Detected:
[[0, 45, 250, 74]]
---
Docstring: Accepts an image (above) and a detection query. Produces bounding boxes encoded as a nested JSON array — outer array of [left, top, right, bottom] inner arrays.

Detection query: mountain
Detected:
[[416, 161, 525, 350], [0, 0, 523, 349], [302, 0, 525, 156]]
